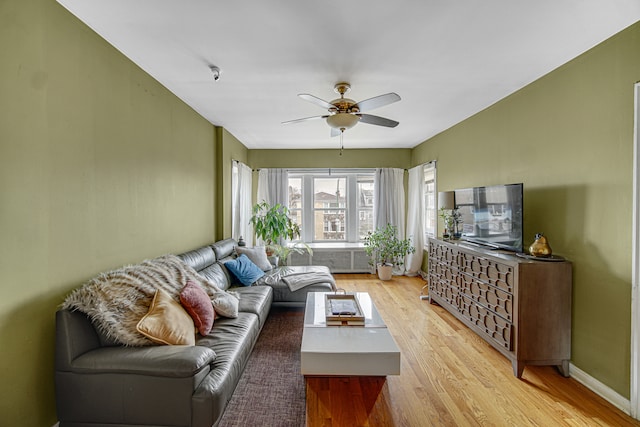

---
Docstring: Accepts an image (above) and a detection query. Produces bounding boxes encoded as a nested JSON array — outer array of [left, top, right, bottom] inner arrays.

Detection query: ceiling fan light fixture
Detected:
[[326, 112, 359, 130]]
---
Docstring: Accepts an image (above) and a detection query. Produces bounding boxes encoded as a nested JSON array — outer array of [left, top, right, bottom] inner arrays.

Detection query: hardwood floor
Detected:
[[305, 274, 640, 427]]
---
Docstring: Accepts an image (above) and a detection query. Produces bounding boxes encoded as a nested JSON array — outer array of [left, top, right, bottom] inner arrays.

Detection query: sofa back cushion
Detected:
[[212, 238, 236, 260], [178, 245, 231, 291], [178, 246, 216, 272], [199, 263, 232, 291]]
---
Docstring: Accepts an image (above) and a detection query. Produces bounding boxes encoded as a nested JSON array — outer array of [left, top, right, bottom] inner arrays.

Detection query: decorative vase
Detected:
[[377, 263, 393, 281], [529, 233, 552, 257], [267, 255, 280, 267]]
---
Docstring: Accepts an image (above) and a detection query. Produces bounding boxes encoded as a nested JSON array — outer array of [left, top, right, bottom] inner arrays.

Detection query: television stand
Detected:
[[428, 238, 572, 378], [456, 240, 489, 250]]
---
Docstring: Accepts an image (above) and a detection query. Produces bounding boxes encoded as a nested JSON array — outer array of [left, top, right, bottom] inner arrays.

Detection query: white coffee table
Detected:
[[300, 292, 401, 376]]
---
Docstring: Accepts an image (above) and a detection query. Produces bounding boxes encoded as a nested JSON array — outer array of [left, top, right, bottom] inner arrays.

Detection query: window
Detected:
[[314, 177, 346, 241], [423, 163, 436, 241], [288, 170, 375, 243], [288, 177, 303, 233], [357, 176, 374, 240]]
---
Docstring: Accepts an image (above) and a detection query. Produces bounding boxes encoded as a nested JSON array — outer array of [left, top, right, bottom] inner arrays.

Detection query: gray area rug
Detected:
[[218, 307, 306, 427]]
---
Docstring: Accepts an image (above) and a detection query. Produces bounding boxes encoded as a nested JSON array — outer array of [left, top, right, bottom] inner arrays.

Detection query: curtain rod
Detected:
[[235, 159, 430, 172], [250, 167, 410, 172], [252, 167, 380, 173]]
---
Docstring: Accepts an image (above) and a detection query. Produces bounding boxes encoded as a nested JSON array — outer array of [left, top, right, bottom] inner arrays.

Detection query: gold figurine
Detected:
[[529, 233, 552, 257]]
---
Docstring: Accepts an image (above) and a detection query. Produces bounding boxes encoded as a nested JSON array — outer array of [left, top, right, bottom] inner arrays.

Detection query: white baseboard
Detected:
[[569, 363, 632, 416]]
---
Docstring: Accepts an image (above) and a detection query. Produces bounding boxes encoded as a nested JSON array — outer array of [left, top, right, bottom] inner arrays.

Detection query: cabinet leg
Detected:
[[512, 360, 525, 378], [557, 360, 570, 377]]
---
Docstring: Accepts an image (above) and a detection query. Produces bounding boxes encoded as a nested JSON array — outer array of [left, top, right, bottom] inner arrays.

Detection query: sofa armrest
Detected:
[[68, 345, 216, 378]]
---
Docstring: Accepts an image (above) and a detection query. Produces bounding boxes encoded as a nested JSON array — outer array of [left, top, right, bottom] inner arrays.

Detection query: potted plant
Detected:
[[439, 207, 461, 239], [272, 241, 313, 266], [363, 223, 415, 281], [249, 201, 310, 265]]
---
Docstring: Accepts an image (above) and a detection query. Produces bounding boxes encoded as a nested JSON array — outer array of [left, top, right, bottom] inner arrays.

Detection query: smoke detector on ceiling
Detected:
[[209, 65, 221, 81]]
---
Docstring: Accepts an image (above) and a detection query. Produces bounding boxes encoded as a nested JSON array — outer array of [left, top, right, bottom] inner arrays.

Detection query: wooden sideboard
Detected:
[[427, 238, 572, 378]]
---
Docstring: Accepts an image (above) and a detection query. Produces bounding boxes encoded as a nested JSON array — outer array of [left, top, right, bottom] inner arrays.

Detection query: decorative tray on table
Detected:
[[324, 292, 365, 326], [515, 252, 566, 262]]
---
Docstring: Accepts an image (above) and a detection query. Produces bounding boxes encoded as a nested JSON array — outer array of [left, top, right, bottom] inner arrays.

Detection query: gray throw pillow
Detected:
[[211, 291, 240, 318], [236, 246, 273, 271]]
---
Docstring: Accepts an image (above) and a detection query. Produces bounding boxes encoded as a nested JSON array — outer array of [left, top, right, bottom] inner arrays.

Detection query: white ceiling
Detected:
[[56, 0, 640, 150]]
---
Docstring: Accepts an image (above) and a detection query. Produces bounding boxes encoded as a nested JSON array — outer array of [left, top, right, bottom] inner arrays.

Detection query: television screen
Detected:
[[453, 183, 523, 252]]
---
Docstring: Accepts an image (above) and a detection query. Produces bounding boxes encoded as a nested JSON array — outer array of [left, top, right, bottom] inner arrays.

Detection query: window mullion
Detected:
[[302, 175, 314, 242], [347, 176, 357, 242]]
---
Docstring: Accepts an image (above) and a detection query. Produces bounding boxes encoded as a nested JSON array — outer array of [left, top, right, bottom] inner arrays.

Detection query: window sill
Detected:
[[292, 242, 365, 249]]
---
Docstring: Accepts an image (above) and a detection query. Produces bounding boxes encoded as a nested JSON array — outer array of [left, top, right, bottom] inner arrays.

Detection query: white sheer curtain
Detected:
[[405, 165, 425, 276], [231, 160, 253, 245], [256, 168, 289, 247], [374, 168, 406, 274], [257, 168, 288, 206]]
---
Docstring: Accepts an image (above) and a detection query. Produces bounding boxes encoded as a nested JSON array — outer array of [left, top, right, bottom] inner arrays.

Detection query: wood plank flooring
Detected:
[[305, 274, 640, 427]]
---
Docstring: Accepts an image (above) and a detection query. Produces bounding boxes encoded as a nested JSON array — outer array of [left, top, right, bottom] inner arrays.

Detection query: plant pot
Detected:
[[377, 263, 393, 281], [267, 255, 280, 267]]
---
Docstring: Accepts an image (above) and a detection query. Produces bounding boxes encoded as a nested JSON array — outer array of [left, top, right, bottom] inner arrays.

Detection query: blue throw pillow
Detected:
[[224, 254, 265, 286]]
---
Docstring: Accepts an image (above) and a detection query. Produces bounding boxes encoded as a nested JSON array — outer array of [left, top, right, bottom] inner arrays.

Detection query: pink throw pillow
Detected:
[[179, 281, 215, 335]]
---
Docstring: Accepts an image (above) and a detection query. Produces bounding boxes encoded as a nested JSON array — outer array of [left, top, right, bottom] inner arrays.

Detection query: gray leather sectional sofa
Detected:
[[55, 238, 335, 427]]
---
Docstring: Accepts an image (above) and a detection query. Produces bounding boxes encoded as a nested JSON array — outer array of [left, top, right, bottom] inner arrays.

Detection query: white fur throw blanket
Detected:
[[62, 254, 223, 346]]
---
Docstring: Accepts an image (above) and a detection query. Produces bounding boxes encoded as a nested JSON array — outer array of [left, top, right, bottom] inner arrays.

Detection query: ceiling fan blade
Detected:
[[298, 94, 335, 110], [358, 114, 399, 128], [282, 115, 329, 125], [354, 93, 401, 112], [330, 127, 341, 138]]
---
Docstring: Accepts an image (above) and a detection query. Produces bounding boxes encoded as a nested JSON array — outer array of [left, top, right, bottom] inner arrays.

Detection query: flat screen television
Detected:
[[453, 183, 523, 252]]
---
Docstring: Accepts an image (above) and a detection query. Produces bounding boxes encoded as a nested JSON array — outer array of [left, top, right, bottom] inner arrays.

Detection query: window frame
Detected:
[[423, 162, 437, 245], [288, 169, 375, 243]]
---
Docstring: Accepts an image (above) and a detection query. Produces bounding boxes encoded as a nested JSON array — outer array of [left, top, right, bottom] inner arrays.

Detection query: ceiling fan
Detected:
[[282, 82, 401, 138]]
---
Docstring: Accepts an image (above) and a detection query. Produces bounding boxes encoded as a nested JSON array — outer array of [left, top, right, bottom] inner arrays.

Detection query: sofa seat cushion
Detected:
[[70, 344, 215, 377], [196, 312, 260, 386], [232, 285, 273, 327], [269, 281, 335, 303], [191, 312, 261, 427]]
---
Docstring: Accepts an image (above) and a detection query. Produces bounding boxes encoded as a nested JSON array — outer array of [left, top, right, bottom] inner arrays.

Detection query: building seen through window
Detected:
[[288, 171, 374, 243]]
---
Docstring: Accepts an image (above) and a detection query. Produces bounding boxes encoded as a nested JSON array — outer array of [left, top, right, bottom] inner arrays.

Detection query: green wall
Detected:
[[0, 1, 217, 425], [248, 148, 411, 169], [412, 21, 640, 397]]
